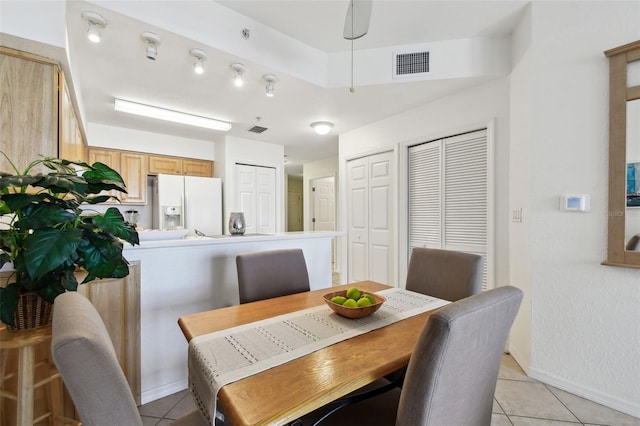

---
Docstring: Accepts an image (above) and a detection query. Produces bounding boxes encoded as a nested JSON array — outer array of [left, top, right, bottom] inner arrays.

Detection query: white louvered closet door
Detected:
[[408, 129, 491, 290]]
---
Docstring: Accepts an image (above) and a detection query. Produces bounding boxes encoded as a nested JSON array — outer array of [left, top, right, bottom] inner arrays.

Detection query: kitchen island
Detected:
[[123, 231, 341, 404]]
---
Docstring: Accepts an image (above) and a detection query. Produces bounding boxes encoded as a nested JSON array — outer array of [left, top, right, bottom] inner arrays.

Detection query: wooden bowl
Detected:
[[323, 290, 386, 319]]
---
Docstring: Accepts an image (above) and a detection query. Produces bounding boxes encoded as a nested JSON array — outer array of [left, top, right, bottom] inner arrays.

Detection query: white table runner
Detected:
[[188, 287, 449, 425]]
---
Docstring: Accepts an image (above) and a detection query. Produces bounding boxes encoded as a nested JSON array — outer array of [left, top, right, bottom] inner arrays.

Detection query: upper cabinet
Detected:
[[88, 148, 147, 204], [88, 148, 213, 205], [119, 152, 148, 204], [148, 155, 213, 177], [0, 48, 59, 173]]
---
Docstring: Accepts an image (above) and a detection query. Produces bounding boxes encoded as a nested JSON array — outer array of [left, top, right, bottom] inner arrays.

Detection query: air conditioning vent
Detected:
[[248, 125, 268, 134], [393, 51, 429, 78]]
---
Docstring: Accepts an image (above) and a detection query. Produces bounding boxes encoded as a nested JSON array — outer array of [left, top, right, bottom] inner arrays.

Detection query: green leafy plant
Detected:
[[0, 152, 139, 326]]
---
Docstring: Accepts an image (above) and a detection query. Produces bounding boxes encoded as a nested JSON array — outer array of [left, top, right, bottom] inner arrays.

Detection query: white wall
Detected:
[[339, 77, 511, 289], [522, 1, 640, 416], [86, 123, 216, 160], [218, 136, 285, 232], [508, 3, 534, 374]]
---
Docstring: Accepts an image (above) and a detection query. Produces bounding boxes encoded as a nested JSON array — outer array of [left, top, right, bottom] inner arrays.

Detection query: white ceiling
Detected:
[[64, 0, 528, 173]]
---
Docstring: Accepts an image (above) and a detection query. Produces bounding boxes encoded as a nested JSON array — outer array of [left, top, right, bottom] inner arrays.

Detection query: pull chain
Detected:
[[350, 1, 355, 93]]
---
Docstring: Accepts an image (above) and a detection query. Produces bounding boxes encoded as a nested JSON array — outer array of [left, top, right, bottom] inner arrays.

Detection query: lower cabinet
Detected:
[[76, 261, 141, 404]]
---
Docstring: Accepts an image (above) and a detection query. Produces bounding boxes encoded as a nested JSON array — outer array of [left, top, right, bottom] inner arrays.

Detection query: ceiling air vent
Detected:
[[393, 51, 429, 79], [248, 125, 268, 134]]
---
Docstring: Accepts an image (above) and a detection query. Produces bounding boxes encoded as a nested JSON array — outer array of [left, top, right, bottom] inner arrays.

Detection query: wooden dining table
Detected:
[[177, 281, 440, 426]]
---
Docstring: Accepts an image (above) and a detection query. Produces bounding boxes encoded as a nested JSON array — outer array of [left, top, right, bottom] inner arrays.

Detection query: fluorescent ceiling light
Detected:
[[114, 99, 232, 132]]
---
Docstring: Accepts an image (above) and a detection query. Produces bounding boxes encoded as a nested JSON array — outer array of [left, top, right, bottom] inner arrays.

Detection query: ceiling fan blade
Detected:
[[343, 0, 373, 40]]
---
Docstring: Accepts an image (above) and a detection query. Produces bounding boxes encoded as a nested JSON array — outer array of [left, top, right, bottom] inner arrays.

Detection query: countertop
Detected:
[[123, 231, 343, 250]]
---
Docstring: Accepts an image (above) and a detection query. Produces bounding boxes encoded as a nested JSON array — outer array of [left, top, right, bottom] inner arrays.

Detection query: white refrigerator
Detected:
[[152, 174, 222, 236]]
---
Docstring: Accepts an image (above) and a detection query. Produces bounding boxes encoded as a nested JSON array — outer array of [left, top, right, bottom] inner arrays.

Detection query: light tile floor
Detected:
[[138, 354, 640, 425]]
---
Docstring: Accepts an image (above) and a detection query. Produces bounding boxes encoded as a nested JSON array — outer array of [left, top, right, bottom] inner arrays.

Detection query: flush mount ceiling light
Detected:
[[263, 74, 277, 97], [81, 11, 107, 43], [230, 63, 246, 87], [190, 48, 207, 74], [114, 99, 232, 132], [141, 32, 161, 61], [311, 121, 334, 135]]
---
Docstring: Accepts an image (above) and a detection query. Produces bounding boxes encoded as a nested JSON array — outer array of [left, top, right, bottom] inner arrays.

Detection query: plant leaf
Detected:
[[16, 204, 76, 229], [83, 162, 128, 194], [1, 193, 77, 212], [76, 231, 124, 279], [84, 195, 115, 204], [24, 228, 83, 279], [0, 283, 19, 326], [61, 269, 78, 291], [92, 207, 139, 245], [37, 173, 88, 194], [0, 251, 10, 269], [0, 175, 43, 190], [37, 282, 65, 303]]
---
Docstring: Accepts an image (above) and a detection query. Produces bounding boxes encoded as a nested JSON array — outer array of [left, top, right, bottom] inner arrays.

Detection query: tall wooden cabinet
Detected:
[[0, 47, 86, 174], [0, 48, 59, 173], [59, 72, 86, 163]]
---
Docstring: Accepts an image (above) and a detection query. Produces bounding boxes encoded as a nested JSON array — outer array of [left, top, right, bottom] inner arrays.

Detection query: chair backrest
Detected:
[[396, 286, 523, 426], [405, 248, 483, 301], [236, 248, 310, 303], [51, 292, 142, 426], [626, 234, 640, 251]]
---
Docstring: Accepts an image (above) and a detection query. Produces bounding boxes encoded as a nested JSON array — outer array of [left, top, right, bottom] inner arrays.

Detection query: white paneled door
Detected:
[[312, 177, 335, 232], [347, 152, 394, 284], [235, 164, 276, 234]]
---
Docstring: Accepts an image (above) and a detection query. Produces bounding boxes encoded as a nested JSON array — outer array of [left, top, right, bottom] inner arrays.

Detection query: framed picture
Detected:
[[628, 162, 640, 207]]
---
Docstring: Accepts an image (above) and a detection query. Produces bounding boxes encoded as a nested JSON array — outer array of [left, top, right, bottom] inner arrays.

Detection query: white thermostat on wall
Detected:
[[560, 194, 591, 212]]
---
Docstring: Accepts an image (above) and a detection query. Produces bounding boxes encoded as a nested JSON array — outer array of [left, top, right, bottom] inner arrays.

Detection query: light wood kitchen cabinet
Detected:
[[149, 154, 213, 177], [183, 158, 213, 176], [148, 155, 182, 175], [119, 152, 147, 204], [0, 47, 59, 173], [76, 261, 141, 404], [88, 148, 148, 204], [58, 72, 86, 163], [88, 148, 121, 201]]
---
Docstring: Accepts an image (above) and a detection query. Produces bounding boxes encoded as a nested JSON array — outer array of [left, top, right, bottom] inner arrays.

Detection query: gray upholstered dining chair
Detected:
[[236, 248, 310, 304], [383, 247, 484, 386], [51, 292, 210, 426], [303, 286, 523, 426], [406, 247, 483, 301]]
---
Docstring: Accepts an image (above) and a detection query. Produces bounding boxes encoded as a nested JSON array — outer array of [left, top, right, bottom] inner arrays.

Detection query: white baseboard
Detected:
[[141, 378, 188, 405], [529, 366, 640, 419]]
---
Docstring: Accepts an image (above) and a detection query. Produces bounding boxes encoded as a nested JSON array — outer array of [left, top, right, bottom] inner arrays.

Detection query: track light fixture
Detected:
[[310, 121, 334, 135], [230, 63, 246, 87], [190, 49, 207, 74], [81, 11, 107, 43], [263, 74, 277, 97], [141, 32, 161, 61]]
